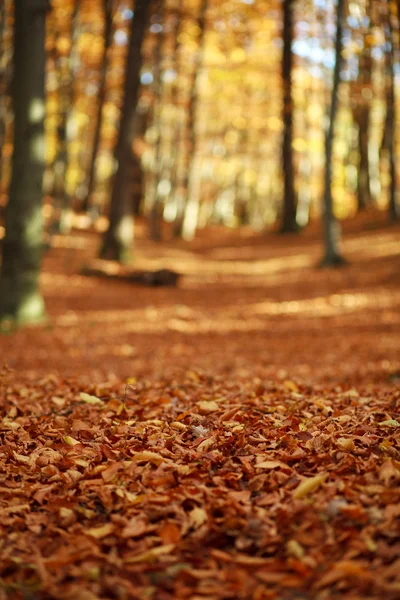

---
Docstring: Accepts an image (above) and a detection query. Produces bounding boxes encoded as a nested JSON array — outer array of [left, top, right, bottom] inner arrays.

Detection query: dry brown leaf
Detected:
[[121, 518, 147, 538]]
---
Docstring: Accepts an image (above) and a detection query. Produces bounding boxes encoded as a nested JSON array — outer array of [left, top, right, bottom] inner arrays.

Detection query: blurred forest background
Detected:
[[0, 0, 399, 322]]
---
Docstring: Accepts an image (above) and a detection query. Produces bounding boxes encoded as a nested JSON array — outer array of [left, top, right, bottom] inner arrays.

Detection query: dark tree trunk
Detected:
[[355, 24, 373, 212], [320, 0, 346, 267], [167, 0, 185, 232], [0, 1, 7, 175], [0, 0, 49, 324], [178, 0, 208, 241], [385, 0, 398, 222], [280, 0, 298, 233], [356, 104, 371, 211], [49, 0, 79, 235], [149, 2, 166, 241], [100, 0, 152, 263], [82, 0, 113, 216]]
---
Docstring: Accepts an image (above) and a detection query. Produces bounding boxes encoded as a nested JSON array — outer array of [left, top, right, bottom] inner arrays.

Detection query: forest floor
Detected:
[[0, 213, 399, 599]]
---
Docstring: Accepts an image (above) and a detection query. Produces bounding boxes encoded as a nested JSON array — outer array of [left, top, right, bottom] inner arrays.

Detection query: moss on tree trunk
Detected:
[[0, 0, 49, 325]]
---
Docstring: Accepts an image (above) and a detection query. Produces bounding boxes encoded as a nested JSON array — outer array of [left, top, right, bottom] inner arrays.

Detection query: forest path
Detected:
[[2, 215, 399, 386]]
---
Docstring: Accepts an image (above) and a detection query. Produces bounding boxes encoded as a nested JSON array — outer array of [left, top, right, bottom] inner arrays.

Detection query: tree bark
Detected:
[[179, 0, 208, 241], [354, 1, 373, 212], [320, 0, 346, 267], [82, 0, 113, 216], [280, 0, 298, 233], [49, 0, 79, 235], [385, 0, 398, 222], [100, 0, 152, 262], [0, 0, 49, 324], [356, 104, 371, 211], [149, 2, 166, 241]]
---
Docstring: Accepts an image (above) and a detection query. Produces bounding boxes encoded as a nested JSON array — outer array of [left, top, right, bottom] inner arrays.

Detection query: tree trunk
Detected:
[[320, 0, 346, 267], [82, 0, 113, 216], [179, 0, 208, 241], [280, 0, 298, 233], [385, 0, 398, 222], [0, 0, 49, 325], [149, 2, 166, 241], [100, 0, 151, 263], [49, 0, 79, 235], [356, 104, 371, 211]]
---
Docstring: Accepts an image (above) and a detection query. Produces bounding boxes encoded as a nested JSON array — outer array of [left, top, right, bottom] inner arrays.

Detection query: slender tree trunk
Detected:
[[353, 2, 373, 212], [166, 0, 185, 230], [281, 0, 298, 233], [149, 2, 166, 241], [179, 0, 208, 241], [49, 0, 79, 235], [385, 0, 398, 221], [356, 104, 371, 211], [100, 0, 151, 262], [82, 0, 113, 216], [0, 1, 6, 167], [0, 0, 49, 324], [320, 0, 346, 267]]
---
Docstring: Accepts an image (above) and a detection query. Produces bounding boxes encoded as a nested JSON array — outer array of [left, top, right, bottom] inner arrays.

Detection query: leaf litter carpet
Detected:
[[0, 220, 400, 600]]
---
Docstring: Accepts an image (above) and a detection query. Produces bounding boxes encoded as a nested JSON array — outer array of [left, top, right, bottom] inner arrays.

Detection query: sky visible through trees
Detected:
[[0, 0, 398, 254]]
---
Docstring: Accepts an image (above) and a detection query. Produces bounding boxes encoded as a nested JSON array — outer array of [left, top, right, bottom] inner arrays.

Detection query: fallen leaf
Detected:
[[124, 544, 175, 563], [378, 419, 400, 428], [80, 392, 104, 405], [121, 518, 147, 538], [63, 436, 80, 446], [159, 522, 181, 544], [337, 437, 355, 451], [197, 437, 215, 451], [85, 523, 115, 539], [293, 473, 328, 499], [197, 400, 219, 414], [189, 506, 208, 529], [131, 451, 164, 466], [256, 460, 290, 470]]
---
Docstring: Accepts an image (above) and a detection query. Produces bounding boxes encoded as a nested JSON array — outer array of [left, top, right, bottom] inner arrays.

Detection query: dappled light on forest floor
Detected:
[[1, 221, 399, 385]]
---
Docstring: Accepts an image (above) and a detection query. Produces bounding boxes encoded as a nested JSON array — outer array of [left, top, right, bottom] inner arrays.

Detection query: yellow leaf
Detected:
[[287, 539, 305, 558], [256, 460, 289, 470], [189, 506, 208, 529], [80, 392, 104, 405], [198, 401, 219, 414], [170, 421, 187, 431], [124, 544, 175, 563], [63, 436, 80, 446], [197, 437, 215, 451], [293, 473, 327, 499], [86, 523, 115, 539], [379, 419, 400, 428], [337, 437, 355, 451], [283, 380, 299, 392], [131, 451, 164, 466]]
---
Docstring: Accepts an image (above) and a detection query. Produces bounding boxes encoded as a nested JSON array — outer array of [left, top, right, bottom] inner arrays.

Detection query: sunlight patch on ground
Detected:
[[245, 291, 400, 317], [53, 289, 400, 336]]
